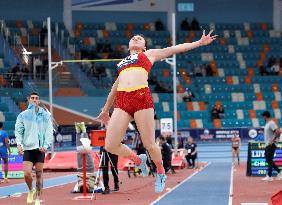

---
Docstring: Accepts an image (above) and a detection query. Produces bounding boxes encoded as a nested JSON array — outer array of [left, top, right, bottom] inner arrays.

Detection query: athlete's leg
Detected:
[[134, 108, 166, 192], [265, 145, 273, 177], [3, 157, 8, 180], [236, 149, 240, 165], [23, 161, 35, 204], [232, 148, 235, 165], [104, 108, 132, 157], [34, 162, 44, 202], [134, 108, 162, 162], [191, 154, 196, 168], [23, 161, 34, 190]]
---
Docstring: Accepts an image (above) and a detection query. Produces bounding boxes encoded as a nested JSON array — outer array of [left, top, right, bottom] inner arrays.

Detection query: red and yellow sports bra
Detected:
[[116, 52, 152, 75]]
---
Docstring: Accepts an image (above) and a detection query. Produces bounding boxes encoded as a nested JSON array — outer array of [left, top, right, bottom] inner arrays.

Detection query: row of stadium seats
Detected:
[[2, 19, 281, 130], [5, 21, 268, 31], [71, 21, 281, 129]]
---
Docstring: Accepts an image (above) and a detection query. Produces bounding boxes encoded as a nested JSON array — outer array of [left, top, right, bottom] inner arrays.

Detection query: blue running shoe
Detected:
[[135, 154, 148, 177], [155, 173, 167, 193]]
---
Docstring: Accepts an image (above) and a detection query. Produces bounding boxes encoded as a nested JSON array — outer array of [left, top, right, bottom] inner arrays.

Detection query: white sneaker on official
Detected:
[[261, 176, 273, 181], [277, 172, 282, 180]]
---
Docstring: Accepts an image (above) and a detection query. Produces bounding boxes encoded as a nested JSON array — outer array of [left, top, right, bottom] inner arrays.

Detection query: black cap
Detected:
[[261, 110, 270, 118]]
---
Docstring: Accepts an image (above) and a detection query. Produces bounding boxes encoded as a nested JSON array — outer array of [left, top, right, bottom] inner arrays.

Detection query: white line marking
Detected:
[[228, 164, 234, 205], [150, 162, 211, 205], [49, 152, 56, 162]]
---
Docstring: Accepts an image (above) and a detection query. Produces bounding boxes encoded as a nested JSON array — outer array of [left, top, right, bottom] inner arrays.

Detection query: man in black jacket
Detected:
[[159, 136, 175, 174], [185, 137, 197, 169], [100, 147, 119, 194]]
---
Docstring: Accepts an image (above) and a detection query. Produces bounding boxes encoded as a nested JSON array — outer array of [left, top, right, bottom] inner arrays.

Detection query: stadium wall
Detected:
[[72, 10, 168, 24], [0, 0, 272, 24], [176, 0, 273, 24], [0, 0, 63, 21], [71, 0, 273, 24]]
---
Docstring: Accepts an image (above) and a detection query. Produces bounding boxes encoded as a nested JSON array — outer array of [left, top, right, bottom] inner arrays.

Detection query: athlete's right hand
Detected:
[[17, 145, 23, 155], [96, 110, 110, 126]]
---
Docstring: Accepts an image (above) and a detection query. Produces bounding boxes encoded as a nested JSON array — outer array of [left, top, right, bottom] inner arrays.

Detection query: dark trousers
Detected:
[[163, 158, 175, 173], [101, 151, 119, 188], [265, 144, 280, 177], [185, 153, 197, 167]]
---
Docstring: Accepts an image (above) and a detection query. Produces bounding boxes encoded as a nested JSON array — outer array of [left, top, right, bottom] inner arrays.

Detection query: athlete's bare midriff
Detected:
[[117, 69, 149, 89]]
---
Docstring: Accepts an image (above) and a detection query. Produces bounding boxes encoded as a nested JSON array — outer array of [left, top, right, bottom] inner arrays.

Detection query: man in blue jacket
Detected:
[[15, 92, 53, 205]]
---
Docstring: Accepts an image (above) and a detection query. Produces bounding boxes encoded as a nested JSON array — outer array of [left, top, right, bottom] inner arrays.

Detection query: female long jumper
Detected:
[[97, 30, 217, 192]]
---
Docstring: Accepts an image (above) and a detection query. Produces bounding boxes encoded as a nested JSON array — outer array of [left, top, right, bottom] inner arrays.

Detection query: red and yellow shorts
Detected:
[[115, 86, 154, 117]]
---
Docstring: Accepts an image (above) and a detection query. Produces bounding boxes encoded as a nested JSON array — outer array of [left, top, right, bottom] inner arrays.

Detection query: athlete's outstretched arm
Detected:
[[97, 77, 119, 124], [145, 30, 217, 63]]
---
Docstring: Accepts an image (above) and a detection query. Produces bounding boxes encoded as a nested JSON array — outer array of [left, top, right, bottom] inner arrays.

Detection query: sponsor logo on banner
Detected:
[[180, 131, 190, 138], [248, 129, 258, 139], [200, 129, 214, 140], [62, 134, 72, 142], [0, 164, 23, 171], [8, 136, 17, 146], [0, 171, 24, 179], [215, 129, 239, 139], [56, 134, 63, 142], [7, 155, 23, 164], [0, 147, 23, 178]]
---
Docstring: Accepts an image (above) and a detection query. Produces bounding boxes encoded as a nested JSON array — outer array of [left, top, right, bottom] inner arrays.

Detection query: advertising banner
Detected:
[[53, 127, 268, 147], [169, 127, 265, 141], [0, 147, 24, 179]]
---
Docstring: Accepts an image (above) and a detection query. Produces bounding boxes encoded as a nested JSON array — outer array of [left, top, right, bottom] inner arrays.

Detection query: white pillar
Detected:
[[273, 0, 282, 31], [47, 17, 54, 156], [171, 12, 178, 149], [63, 0, 72, 33], [167, 0, 176, 34]]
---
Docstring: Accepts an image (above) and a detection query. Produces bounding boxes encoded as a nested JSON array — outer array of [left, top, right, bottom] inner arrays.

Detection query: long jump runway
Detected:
[[1, 142, 280, 204], [0, 163, 209, 205], [153, 162, 232, 205]]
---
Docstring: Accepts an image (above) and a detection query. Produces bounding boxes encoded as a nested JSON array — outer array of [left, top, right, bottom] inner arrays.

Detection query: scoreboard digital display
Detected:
[[0, 147, 24, 179], [247, 142, 282, 176]]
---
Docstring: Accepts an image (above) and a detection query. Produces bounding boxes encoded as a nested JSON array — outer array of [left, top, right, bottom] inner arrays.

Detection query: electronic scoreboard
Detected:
[[247, 142, 282, 176]]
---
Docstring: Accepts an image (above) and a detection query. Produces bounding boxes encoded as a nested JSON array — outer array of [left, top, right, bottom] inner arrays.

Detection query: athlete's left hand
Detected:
[[199, 30, 218, 46], [39, 147, 47, 153], [96, 110, 110, 126]]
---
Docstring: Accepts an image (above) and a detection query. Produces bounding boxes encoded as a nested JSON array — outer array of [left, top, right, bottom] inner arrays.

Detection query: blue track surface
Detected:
[[1, 142, 243, 203], [0, 175, 76, 198], [154, 162, 232, 205], [152, 142, 243, 205], [198, 142, 247, 162]]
